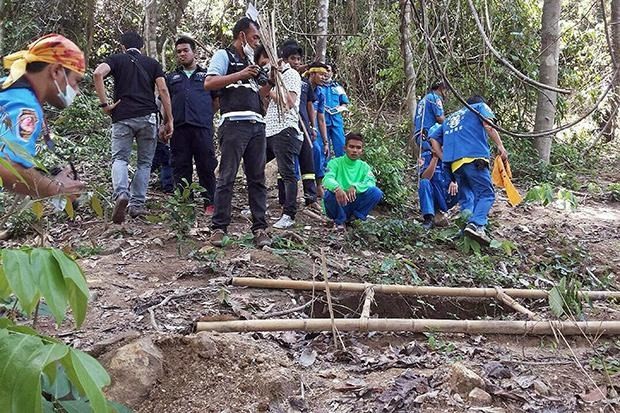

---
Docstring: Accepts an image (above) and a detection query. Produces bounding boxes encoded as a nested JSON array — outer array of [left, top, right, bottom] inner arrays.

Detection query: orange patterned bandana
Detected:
[[2, 33, 85, 89]]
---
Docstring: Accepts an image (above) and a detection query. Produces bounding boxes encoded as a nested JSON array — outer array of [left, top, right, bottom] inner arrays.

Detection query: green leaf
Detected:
[[0, 267, 11, 299], [3, 249, 40, 315], [31, 249, 68, 326], [42, 399, 54, 413], [50, 250, 88, 327], [0, 157, 27, 185], [0, 333, 64, 413], [65, 197, 75, 219], [548, 286, 565, 318], [42, 363, 71, 399], [32, 201, 44, 220], [91, 194, 104, 218], [61, 348, 110, 413], [59, 399, 92, 413]]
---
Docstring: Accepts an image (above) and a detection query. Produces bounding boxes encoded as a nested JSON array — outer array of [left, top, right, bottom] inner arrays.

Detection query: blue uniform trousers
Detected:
[[324, 186, 383, 225], [151, 141, 174, 192], [327, 124, 346, 157], [453, 162, 495, 226]]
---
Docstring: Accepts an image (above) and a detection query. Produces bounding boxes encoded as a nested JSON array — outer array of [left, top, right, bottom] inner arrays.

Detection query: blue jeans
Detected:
[[324, 186, 383, 225], [453, 161, 495, 226], [111, 114, 158, 207]]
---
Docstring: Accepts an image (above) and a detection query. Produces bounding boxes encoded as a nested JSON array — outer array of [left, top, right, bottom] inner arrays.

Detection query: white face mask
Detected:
[[54, 70, 77, 108], [241, 33, 255, 62]]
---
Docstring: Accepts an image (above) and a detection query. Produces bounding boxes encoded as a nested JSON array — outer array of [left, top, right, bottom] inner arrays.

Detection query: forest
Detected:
[[0, 0, 619, 412]]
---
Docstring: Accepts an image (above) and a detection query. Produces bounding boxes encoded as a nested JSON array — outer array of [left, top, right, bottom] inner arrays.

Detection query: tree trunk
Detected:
[[0, 0, 6, 56], [315, 0, 329, 62], [400, 0, 416, 124], [144, 0, 158, 58], [533, 0, 561, 163], [602, 0, 620, 142], [84, 0, 96, 67]]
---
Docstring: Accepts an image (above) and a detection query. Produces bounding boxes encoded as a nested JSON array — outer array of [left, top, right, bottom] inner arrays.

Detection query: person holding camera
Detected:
[[0, 34, 85, 199], [204, 17, 273, 247], [255, 44, 303, 229]]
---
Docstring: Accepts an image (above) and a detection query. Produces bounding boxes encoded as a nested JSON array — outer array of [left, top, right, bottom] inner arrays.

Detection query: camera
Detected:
[[255, 67, 270, 86]]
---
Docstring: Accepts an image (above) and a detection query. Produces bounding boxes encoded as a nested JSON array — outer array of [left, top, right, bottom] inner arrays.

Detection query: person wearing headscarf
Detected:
[[0, 33, 85, 198]]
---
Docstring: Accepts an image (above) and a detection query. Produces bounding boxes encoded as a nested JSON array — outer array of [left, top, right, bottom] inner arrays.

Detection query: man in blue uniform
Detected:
[[418, 123, 458, 229], [429, 95, 508, 244], [166, 36, 218, 214], [322, 63, 349, 157], [306, 62, 329, 198], [414, 81, 447, 154], [0, 34, 85, 198]]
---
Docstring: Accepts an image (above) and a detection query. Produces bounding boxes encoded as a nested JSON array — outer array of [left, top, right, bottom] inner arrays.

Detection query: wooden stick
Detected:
[[231, 277, 620, 300], [321, 249, 339, 348], [360, 284, 375, 319], [196, 319, 620, 336], [495, 287, 539, 320]]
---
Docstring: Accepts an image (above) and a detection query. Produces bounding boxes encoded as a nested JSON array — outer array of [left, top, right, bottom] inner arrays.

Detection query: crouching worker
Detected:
[[429, 95, 508, 245], [0, 34, 85, 198], [323, 132, 383, 230], [418, 125, 458, 230]]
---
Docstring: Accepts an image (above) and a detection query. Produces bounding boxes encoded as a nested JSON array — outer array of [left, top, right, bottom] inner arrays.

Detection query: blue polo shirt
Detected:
[[322, 81, 349, 127], [414, 92, 444, 134], [0, 77, 44, 168], [166, 67, 215, 130], [429, 102, 495, 163]]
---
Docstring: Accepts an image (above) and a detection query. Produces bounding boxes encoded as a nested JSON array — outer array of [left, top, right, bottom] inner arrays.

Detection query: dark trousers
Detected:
[[152, 141, 173, 192], [212, 120, 267, 232], [170, 124, 218, 205], [276, 135, 318, 206], [266, 127, 303, 219], [298, 132, 317, 205]]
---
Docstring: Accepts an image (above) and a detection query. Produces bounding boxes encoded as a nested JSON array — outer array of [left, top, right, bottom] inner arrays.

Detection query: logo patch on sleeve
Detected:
[[17, 108, 38, 140]]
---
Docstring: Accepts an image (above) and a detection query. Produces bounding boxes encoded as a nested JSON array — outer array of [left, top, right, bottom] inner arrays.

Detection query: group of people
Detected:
[[0, 18, 384, 247], [413, 82, 508, 245], [0, 16, 507, 248]]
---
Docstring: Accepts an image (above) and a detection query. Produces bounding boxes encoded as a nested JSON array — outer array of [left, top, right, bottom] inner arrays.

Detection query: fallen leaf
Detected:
[[299, 347, 317, 368], [579, 386, 607, 403]]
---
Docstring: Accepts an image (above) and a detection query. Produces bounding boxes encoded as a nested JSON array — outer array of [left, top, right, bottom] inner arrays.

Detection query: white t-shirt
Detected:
[[265, 63, 302, 139]]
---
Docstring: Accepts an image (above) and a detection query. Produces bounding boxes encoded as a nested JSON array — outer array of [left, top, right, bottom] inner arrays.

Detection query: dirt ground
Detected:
[[20, 162, 620, 412]]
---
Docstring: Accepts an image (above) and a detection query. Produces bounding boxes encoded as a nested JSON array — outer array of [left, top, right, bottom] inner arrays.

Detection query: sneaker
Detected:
[[273, 214, 295, 229], [464, 223, 491, 245], [253, 229, 272, 248], [209, 229, 226, 247], [204, 205, 215, 216], [111, 193, 129, 224], [128, 205, 148, 218], [335, 223, 346, 232]]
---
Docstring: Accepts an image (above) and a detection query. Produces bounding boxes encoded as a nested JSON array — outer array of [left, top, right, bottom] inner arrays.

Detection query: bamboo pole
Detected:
[[360, 285, 375, 319], [495, 287, 539, 320], [231, 277, 620, 300], [196, 319, 620, 336]]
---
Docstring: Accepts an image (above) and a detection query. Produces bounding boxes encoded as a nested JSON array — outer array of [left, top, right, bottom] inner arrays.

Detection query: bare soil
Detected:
[[19, 165, 620, 412]]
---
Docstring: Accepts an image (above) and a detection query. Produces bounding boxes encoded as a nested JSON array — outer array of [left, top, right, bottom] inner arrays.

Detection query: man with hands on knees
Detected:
[[322, 132, 383, 230]]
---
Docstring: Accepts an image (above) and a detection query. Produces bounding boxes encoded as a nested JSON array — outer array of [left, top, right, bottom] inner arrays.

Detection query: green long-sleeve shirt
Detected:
[[323, 155, 377, 193]]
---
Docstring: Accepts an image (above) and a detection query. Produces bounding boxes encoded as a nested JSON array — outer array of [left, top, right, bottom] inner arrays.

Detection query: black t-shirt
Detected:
[[104, 50, 165, 122]]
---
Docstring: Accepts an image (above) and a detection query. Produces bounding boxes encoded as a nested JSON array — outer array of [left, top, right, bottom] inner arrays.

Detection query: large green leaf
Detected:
[[108, 400, 134, 413], [61, 348, 110, 413], [31, 249, 68, 326], [42, 363, 71, 400], [59, 399, 92, 413], [0, 333, 44, 413], [50, 250, 88, 327], [2, 249, 40, 315]]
